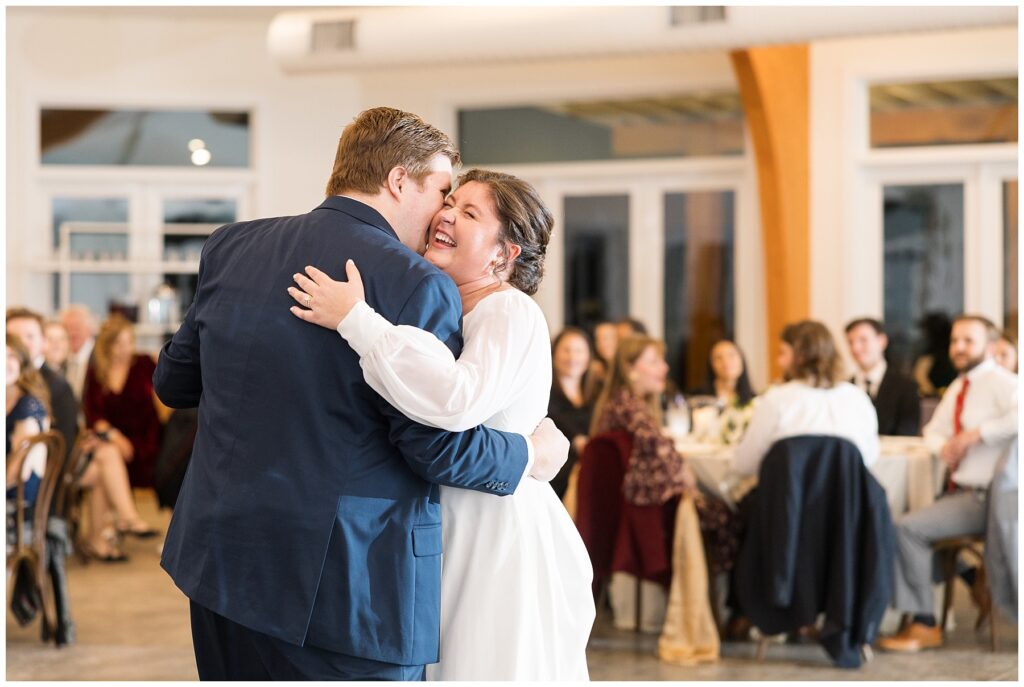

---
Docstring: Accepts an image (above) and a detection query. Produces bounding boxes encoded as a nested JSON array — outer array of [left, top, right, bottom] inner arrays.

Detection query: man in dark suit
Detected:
[[7, 308, 79, 460], [845, 318, 920, 436], [153, 107, 568, 681]]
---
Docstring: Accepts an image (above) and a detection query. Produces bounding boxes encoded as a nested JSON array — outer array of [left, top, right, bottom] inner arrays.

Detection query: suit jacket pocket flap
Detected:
[[412, 524, 442, 557]]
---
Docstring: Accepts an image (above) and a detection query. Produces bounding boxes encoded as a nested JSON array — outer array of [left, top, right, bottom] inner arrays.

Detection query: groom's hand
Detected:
[[528, 418, 570, 482]]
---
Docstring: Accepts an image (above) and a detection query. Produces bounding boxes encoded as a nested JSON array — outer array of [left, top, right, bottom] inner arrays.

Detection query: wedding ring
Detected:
[[303, 295, 312, 307]]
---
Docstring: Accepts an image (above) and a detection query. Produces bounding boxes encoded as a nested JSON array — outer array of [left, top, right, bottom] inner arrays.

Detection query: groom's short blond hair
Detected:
[[325, 107, 460, 197]]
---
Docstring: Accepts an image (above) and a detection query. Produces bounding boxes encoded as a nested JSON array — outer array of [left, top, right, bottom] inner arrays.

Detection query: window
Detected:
[[663, 190, 735, 392], [459, 92, 744, 165], [563, 195, 630, 332], [882, 184, 964, 383], [41, 109, 250, 167], [1005, 179, 1018, 336], [870, 77, 1017, 148]]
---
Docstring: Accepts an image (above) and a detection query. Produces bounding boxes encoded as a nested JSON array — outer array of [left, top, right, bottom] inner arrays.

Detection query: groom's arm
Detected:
[[376, 273, 549, 495]]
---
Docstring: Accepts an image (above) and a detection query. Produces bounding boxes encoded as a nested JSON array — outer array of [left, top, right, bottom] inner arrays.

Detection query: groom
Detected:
[[153, 107, 569, 680]]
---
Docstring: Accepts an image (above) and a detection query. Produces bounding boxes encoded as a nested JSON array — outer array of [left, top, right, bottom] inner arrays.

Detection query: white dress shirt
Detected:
[[923, 358, 1018, 488], [65, 337, 94, 400], [853, 360, 887, 399], [733, 380, 880, 477]]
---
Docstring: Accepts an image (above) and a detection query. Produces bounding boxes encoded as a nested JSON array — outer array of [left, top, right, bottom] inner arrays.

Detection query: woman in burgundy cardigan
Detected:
[[591, 335, 738, 576], [82, 315, 164, 537]]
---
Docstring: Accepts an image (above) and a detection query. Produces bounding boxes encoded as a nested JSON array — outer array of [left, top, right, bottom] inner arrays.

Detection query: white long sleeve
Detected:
[[337, 290, 551, 433], [923, 360, 1019, 487], [732, 381, 880, 477]]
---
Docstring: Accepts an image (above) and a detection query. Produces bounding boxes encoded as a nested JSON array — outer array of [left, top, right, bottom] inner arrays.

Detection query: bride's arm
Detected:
[[289, 262, 544, 432]]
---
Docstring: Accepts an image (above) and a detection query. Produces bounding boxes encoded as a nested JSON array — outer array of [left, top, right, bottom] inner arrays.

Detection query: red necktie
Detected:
[[946, 377, 971, 493]]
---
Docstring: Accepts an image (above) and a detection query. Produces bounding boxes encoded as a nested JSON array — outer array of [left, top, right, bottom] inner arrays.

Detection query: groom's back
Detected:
[[158, 196, 461, 662]]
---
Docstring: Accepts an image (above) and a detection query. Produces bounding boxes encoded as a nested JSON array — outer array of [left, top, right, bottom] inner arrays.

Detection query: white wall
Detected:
[[7, 8, 1016, 386]]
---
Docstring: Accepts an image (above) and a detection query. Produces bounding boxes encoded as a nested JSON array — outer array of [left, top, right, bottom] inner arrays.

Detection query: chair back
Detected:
[[575, 430, 632, 589], [733, 434, 895, 668], [6, 431, 64, 633]]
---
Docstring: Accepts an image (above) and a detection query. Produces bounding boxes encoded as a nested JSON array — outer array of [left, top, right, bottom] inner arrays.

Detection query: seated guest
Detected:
[[591, 335, 697, 506], [879, 315, 1018, 652], [548, 327, 596, 500], [615, 316, 648, 340], [588, 320, 618, 392], [845, 317, 921, 436], [994, 331, 1017, 373], [83, 315, 164, 493], [590, 335, 698, 631], [60, 305, 97, 401], [734, 320, 879, 477], [689, 339, 757, 409], [6, 335, 50, 506], [913, 312, 958, 397], [7, 308, 79, 463], [43, 320, 71, 376]]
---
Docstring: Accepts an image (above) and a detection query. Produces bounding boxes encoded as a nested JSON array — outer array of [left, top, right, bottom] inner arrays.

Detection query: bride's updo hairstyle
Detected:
[[458, 169, 552, 296]]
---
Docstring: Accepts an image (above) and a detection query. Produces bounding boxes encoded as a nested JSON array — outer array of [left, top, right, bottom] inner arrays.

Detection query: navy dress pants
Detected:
[[189, 601, 425, 681]]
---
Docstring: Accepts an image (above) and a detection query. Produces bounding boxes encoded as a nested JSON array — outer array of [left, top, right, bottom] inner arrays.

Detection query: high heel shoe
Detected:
[[115, 521, 160, 539], [80, 541, 129, 563]]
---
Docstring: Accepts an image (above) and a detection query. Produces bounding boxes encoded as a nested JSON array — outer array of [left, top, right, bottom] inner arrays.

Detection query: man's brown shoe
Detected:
[[877, 622, 943, 652]]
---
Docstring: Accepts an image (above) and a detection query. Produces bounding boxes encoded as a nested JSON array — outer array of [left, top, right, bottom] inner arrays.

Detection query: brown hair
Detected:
[[551, 326, 598, 404], [780, 320, 844, 389], [6, 307, 45, 330], [92, 315, 135, 392], [324, 107, 461, 196], [457, 168, 552, 296], [590, 335, 665, 435], [952, 314, 1000, 344], [6, 333, 50, 416]]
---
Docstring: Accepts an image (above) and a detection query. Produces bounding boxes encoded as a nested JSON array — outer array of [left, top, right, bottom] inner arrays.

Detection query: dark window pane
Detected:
[[1005, 180, 1018, 335], [51, 197, 128, 250], [41, 109, 250, 167], [163, 198, 237, 225], [870, 77, 1017, 148], [163, 198, 236, 261], [663, 191, 735, 393], [563, 195, 629, 332], [459, 93, 744, 165], [883, 184, 964, 393], [69, 273, 132, 319]]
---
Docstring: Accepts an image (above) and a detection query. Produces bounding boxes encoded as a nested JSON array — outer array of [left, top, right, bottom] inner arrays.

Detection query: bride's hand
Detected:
[[288, 260, 365, 330]]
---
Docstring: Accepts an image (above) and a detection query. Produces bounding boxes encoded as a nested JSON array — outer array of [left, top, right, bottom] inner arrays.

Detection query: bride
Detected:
[[288, 169, 595, 680]]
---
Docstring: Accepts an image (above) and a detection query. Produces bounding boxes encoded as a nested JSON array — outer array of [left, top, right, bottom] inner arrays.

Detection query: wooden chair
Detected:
[[6, 431, 65, 639], [52, 433, 94, 565], [934, 535, 996, 652]]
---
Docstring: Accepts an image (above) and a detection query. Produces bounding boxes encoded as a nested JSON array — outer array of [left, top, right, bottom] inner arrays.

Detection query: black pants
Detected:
[[189, 601, 425, 681]]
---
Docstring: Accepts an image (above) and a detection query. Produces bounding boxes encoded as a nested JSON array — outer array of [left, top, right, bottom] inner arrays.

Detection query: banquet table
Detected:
[[672, 434, 943, 518], [659, 433, 945, 646]]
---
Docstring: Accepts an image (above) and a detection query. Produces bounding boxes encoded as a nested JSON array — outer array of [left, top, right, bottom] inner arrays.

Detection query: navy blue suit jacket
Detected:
[[154, 197, 530, 666]]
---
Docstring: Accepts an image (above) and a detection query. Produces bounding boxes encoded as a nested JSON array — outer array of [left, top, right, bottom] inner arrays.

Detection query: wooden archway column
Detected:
[[731, 44, 810, 381]]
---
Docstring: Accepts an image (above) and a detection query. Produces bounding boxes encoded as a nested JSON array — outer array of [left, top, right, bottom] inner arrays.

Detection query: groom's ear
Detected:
[[385, 166, 409, 201]]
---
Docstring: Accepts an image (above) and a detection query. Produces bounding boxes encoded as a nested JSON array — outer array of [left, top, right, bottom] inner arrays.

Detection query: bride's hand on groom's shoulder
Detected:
[[288, 260, 365, 330], [528, 418, 570, 483]]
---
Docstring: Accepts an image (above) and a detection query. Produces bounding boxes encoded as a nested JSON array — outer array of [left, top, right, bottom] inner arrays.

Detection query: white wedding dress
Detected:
[[338, 288, 594, 680]]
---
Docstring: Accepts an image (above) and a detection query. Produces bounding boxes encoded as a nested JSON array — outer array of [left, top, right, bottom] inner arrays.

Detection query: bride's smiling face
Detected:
[[424, 181, 505, 285]]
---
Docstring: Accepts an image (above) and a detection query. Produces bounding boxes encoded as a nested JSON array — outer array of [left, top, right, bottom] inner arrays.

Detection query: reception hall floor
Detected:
[[6, 491, 1018, 681]]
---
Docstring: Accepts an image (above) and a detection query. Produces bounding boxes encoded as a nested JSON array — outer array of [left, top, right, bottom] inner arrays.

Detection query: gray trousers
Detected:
[[892, 490, 987, 616]]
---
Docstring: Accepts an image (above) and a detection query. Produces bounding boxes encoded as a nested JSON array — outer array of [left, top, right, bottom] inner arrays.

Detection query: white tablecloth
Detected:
[[673, 434, 942, 517]]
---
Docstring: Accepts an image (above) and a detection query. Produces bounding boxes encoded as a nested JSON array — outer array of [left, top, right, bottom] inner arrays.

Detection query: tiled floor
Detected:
[[6, 491, 1018, 681]]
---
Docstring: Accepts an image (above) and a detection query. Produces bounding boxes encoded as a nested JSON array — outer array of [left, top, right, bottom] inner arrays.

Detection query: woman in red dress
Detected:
[[83, 315, 164, 535]]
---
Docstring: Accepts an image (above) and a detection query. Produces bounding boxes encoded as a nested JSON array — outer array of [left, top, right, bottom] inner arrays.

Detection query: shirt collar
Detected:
[[964, 357, 997, 383], [314, 195, 399, 242], [854, 359, 887, 387]]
